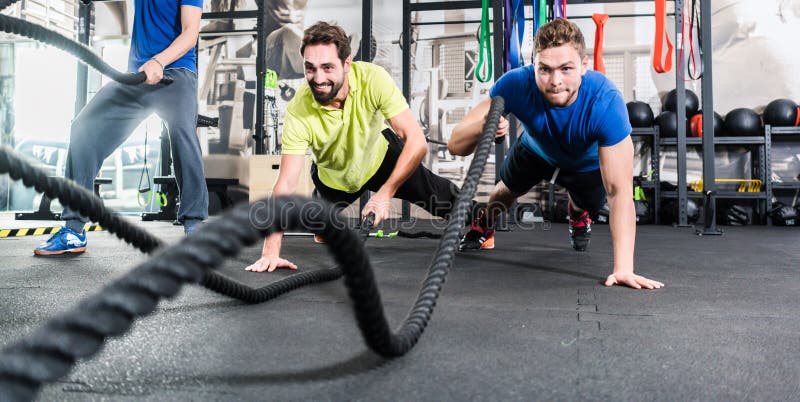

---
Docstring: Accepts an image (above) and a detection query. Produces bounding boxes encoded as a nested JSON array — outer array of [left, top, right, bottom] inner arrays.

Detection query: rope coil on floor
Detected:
[[0, 96, 505, 401]]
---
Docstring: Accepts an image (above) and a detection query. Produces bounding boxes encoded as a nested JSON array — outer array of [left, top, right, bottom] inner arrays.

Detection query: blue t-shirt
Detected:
[[489, 67, 631, 172], [128, 0, 203, 74]]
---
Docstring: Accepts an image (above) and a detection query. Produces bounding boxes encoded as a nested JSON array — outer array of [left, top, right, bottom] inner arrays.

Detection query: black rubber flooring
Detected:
[[1, 220, 799, 401]]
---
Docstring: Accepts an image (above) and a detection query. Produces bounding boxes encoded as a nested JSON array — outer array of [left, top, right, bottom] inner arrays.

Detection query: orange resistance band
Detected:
[[796, 106, 800, 126], [652, 0, 673, 73], [592, 13, 608, 74]]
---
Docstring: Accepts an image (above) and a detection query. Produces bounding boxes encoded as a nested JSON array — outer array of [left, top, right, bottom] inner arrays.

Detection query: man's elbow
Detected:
[[447, 143, 460, 156], [447, 140, 470, 157], [405, 134, 428, 160]]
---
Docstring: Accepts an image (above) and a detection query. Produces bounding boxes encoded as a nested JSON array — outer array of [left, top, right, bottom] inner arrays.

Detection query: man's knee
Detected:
[[492, 180, 525, 201]]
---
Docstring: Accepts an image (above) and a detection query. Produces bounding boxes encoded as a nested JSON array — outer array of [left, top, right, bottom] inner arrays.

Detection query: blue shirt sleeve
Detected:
[[592, 91, 632, 147], [180, 0, 203, 8], [489, 66, 530, 115]]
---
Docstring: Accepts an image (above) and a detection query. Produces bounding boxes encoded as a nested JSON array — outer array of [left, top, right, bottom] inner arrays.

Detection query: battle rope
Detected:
[[0, 0, 18, 11], [0, 96, 505, 401], [0, 146, 162, 253], [0, 145, 361, 305], [0, 14, 170, 85]]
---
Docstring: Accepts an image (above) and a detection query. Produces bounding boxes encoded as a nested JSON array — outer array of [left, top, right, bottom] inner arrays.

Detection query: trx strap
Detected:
[[591, 13, 608, 74], [652, 0, 673, 73], [476, 0, 493, 82]]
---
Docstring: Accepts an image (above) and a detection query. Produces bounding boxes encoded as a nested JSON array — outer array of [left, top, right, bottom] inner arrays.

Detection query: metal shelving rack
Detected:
[[660, 134, 770, 224], [631, 127, 661, 224], [765, 125, 800, 225]]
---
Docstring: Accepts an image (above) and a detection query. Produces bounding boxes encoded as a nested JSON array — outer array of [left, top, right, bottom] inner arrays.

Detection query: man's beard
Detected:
[[309, 80, 343, 105]]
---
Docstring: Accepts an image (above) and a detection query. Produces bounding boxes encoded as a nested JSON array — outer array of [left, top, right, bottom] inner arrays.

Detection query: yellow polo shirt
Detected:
[[281, 62, 408, 193]]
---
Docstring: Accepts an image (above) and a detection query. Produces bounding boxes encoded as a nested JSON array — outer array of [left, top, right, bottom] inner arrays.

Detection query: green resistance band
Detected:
[[476, 0, 493, 83], [538, 0, 547, 26]]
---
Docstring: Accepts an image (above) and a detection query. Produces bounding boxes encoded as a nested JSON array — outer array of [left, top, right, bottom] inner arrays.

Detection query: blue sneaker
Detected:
[[34, 227, 87, 256]]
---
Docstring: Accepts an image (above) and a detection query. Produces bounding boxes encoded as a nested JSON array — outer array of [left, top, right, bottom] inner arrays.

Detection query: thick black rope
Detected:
[[0, 14, 167, 85], [0, 146, 162, 253], [0, 96, 504, 399], [395, 230, 442, 239], [0, 146, 348, 304], [0, 97, 505, 400], [0, 0, 18, 11]]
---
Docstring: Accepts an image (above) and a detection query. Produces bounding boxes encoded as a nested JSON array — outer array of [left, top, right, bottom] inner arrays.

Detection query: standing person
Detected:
[[35, 0, 208, 255], [245, 21, 459, 273], [448, 18, 663, 290]]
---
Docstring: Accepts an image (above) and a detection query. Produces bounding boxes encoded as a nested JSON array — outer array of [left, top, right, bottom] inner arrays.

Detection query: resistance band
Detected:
[[504, 0, 525, 71], [476, 0, 493, 82], [687, 0, 703, 80], [538, 0, 547, 27], [553, 0, 566, 19], [591, 13, 608, 74], [652, 0, 673, 73]]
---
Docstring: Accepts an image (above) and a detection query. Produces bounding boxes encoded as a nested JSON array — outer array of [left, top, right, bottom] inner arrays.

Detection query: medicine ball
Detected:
[[663, 89, 700, 116], [655, 111, 689, 138], [626, 101, 654, 127], [689, 111, 722, 138], [763, 98, 798, 127], [723, 108, 762, 136]]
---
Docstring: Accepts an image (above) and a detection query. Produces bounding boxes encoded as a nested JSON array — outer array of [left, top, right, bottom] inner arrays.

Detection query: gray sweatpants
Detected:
[[62, 68, 208, 229]]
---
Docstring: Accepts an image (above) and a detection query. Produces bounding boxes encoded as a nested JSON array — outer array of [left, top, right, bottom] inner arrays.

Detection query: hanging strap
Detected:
[[476, 0, 493, 82], [687, 0, 703, 79], [591, 13, 608, 74], [506, 0, 525, 70], [539, 0, 547, 26], [503, 0, 512, 71], [551, 0, 566, 19], [652, 0, 673, 73]]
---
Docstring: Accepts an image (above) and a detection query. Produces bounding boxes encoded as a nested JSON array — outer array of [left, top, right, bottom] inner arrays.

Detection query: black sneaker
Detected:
[[568, 208, 592, 252], [459, 213, 495, 251]]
